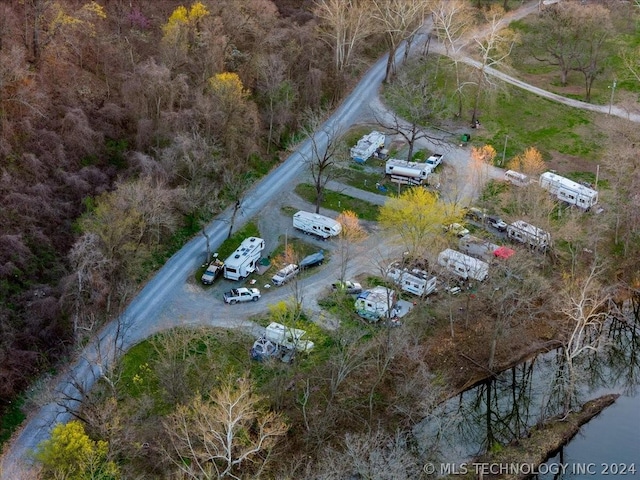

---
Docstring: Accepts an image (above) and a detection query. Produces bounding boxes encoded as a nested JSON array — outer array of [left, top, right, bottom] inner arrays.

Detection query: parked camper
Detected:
[[437, 248, 489, 282], [264, 322, 314, 353], [385, 159, 433, 185], [223, 237, 265, 280], [539, 171, 598, 210], [292, 211, 342, 239], [506, 220, 551, 250], [386, 263, 437, 297], [271, 263, 300, 286], [355, 286, 398, 322], [350, 131, 386, 163], [504, 170, 531, 187]]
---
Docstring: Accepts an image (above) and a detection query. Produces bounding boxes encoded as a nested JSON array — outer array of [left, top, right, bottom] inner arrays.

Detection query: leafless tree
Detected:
[[336, 210, 368, 284]]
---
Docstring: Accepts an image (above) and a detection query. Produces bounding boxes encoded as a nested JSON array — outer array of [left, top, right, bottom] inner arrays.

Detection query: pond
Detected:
[[413, 311, 640, 475]]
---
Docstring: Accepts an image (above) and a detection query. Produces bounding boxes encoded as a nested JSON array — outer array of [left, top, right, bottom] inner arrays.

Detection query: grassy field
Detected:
[[294, 183, 381, 221]]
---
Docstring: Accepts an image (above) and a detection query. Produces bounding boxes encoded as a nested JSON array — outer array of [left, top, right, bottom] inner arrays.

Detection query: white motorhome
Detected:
[[386, 263, 437, 296], [355, 286, 397, 321], [437, 248, 489, 282], [292, 211, 342, 239], [506, 220, 551, 250], [539, 171, 598, 210], [264, 322, 314, 353], [504, 170, 532, 187], [223, 237, 265, 280], [350, 131, 386, 163], [385, 159, 433, 185]]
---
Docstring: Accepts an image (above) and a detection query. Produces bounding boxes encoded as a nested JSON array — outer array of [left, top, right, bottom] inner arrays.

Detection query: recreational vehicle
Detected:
[[437, 248, 489, 282], [385, 159, 433, 185], [386, 263, 437, 296], [506, 220, 551, 250], [458, 235, 501, 261], [223, 237, 265, 280], [292, 211, 342, 239], [504, 170, 531, 187], [350, 131, 386, 163], [264, 322, 314, 353], [539, 171, 598, 210], [355, 286, 398, 322]]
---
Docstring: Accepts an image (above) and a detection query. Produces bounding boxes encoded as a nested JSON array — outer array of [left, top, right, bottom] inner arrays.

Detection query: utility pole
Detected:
[[608, 78, 617, 115], [501, 134, 509, 167]]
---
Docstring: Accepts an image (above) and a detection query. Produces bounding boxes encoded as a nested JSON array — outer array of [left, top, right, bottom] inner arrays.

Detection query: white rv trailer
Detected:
[[539, 171, 598, 210], [223, 237, 265, 280], [504, 170, 532, 187], [437, 248, 489, 282], [292, 211, 342, 239], [355, 286, 397, 321], [386, 263, 437, 296], [264, 322, 314, 353], [506, 220, 551, 250], [385, 158, 433, 185], [350, 131, 386, 163]]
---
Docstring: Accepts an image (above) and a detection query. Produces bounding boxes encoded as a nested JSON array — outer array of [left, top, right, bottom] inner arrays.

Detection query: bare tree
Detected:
[[371, 0, 427, 83], [335, 210, 368, 284], [314, 0, 374, 72], [301, 110, 345, 213], [164, 376, 287, 480], [470, 6, 517, 124], [428, 0, 475, 116]]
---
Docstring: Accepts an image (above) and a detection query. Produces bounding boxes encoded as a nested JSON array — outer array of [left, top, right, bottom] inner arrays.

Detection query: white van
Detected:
[[271, 264, 300, 286], [504, 170, 531, 187]]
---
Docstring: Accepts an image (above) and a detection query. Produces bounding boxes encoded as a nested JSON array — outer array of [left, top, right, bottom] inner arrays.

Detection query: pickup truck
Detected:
[[201, 257, 224, 285], [426, 153, 443, 168], [223, 287, 261, 304]]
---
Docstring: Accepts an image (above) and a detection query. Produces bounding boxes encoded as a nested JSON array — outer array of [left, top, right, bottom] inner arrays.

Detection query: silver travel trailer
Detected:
[[504, 170, 532, 187], [506, 220, 551, 250], [539, 171, 598, 210], [223, 237, 265, 280], [437, 248, 489, 282], [292, 211, 342, 239], [385, 158, 433, 185], [350, 131, 386, 163], [386, 263, 437, 296]]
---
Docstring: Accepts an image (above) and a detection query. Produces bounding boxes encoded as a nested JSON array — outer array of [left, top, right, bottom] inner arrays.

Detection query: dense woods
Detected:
[[0, 0, 379, 411]]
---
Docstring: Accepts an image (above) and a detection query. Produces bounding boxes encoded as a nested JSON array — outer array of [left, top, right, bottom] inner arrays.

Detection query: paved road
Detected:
[[3, 1, 638, 475]]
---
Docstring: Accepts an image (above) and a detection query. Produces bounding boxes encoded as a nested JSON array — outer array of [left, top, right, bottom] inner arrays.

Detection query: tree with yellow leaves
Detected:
[[336, 210, 368, 283], [162, 2, 209, 49], [36, 420, 119, 480], [378, 187, 455, 260], [508, 146, 545, 177]]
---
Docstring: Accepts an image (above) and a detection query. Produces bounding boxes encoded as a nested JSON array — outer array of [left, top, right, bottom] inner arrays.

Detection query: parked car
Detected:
[[465, 207, 486, 222], [223, 287, 261, 304], [445, 223, 470, 238], [486, 215, 508, 232], [331, 280, 363, 294], [299, 250, 324, 269], [271, 264, 300, 286], [200, 256, 224, 285]]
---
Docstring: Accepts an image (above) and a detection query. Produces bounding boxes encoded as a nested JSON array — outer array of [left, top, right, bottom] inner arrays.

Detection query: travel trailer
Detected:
[[292, 211, 342, 239], [506, 220, 551, 250], [504, 170, 532, 187], [539, 171, 598, 210], [385, 159, 433, 185], [264, 322, 314, 353], [437, 248, 489, 282], [458, 235, 502, 262], [223, 237, 265, 280], [386, 263, 437, 296], [355, 286, 398, 322], [350, 131, 386, 163]]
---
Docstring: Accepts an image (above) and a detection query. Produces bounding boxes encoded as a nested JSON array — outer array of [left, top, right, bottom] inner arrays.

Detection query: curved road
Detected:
[[2, 1, 638, 476]]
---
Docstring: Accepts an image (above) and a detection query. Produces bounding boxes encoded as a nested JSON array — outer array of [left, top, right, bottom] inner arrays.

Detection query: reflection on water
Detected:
[[414, 315, 640, 465]]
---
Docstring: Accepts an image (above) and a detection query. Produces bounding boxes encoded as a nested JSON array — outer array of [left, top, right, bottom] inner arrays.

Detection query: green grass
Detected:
[[0, 397, 26, 447], [338, 167, 390, 195], [294, 183, 381, 221]]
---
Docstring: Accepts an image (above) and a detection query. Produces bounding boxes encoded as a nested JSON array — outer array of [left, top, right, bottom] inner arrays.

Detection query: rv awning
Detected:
[[494, 246, 515, 259]]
